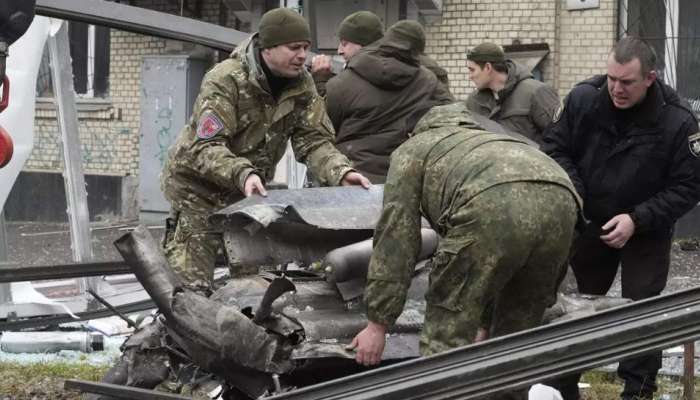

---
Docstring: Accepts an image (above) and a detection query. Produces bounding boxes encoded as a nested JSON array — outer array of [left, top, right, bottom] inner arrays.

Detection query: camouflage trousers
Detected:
[[163, 211, 222, 292], [421, 182, 577, 359]]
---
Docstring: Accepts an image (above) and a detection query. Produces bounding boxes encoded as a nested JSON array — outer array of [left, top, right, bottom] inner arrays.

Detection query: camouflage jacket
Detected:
[[161, 35, 353, 214], [465, 60, 559, 144], [364, 103, 582, 326]]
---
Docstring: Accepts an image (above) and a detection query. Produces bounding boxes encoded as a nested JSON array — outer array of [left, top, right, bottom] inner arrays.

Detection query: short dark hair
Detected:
[[470, 59, 508, 74], [611, 36, 657, 75]]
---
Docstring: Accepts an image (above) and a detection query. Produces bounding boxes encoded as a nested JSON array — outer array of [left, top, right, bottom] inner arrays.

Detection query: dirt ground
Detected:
[[1, 220, 164, 267]]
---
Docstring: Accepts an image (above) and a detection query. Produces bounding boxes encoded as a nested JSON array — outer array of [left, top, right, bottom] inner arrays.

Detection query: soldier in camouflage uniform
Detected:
[[160, 8, 369, 291], [349, 103, 582, 389]]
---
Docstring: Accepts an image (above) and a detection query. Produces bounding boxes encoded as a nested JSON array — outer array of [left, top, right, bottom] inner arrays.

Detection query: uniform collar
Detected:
[[235, 34, 310, 102], [596, 80, 664, 129]]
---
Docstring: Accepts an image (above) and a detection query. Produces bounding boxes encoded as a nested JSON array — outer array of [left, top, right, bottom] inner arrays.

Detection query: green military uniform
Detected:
[[364, 103, 582, 362], [465, 60, 559, 144], [161, 34, 354, 289]]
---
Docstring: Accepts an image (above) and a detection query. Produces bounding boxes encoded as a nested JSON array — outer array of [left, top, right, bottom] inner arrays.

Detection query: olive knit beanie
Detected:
[[337, 11, 384, 46], [259, 8, 311, 48]]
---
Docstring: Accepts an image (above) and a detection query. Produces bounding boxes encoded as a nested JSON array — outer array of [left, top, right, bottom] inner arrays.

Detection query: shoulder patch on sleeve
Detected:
[[196, 112, 224, 140], [689, 132, 700, 158]]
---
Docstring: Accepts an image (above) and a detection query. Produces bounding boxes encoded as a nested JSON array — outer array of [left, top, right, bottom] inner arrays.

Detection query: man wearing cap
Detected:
[[349, 104, 581, 400], [310, 11, 383, 96], [324, 20, 454, 183], [312, 11, 451, 96], [466, 42, 559, 143], [160, 7, 370, 292]]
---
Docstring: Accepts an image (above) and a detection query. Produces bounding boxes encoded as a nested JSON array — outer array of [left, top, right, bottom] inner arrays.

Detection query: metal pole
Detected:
[[664, 0, 679, 89], [0, 209, 7, 261], [684, 341, 695, 400], [268, 287, 700, 400], [35, 0, 249, 52], [0, 209, 11, 303], [48, 20, 95, 293]]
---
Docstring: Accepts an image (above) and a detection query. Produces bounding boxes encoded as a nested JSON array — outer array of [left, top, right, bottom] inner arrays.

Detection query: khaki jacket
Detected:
[[466, 60, 559, 143]]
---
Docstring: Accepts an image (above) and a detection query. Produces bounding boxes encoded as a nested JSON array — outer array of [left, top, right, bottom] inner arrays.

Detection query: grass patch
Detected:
[[581, 370, 623, 400], [580, 370, 700, 400], [0, 361, 109, 399]]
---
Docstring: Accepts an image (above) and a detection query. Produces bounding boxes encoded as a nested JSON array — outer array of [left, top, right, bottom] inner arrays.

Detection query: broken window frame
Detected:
[[35, 21, 110, 99]]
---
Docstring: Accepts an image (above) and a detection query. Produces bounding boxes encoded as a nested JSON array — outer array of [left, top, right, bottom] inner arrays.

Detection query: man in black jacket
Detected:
[[542, 37, 700, 400]]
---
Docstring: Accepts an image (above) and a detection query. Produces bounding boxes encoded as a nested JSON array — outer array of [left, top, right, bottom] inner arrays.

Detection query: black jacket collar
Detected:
[[584, 75, 665, 130]]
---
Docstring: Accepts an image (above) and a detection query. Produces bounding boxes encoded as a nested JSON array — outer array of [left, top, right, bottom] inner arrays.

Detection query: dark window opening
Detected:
[[621, 0, 700, 114], [36, 22, 110, 98]]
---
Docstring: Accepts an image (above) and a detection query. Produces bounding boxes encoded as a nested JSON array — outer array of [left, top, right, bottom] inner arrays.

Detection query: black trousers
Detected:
[[548, 232, 671, 399]]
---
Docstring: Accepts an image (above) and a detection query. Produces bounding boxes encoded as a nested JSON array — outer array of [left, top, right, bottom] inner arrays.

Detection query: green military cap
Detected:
[[337, 11, 384, 46], [258, 8, 311, 48], [384, 20, 425, 53], [466, 42, 505, 63]]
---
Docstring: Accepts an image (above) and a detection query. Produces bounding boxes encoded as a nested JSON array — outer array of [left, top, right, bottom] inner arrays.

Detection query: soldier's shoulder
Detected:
[[656, 82, 698, 123], [327, 67, 355, 85], [529, 82, 559, 105], [198, 59, 247, 99], [204, 58, 245, 84], [324, 68, 360, 100], [572, 75, 605, 95], [299, 70, 320, 90], [559, 76, 603, 110]]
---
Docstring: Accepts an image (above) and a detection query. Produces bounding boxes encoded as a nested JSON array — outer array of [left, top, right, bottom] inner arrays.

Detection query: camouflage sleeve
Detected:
[[291, 92, 354, 186], [186, 63, 257, 194], [531, 84, 560, 133], [364, 146, 424, 326]]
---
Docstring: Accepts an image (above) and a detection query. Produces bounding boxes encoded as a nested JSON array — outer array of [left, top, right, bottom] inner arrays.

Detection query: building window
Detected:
[[35, 22, 110, 98], [620, 0, 700, 113]]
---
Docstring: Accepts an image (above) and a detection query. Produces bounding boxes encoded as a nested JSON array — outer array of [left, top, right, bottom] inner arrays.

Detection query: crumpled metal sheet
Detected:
[[167, 290, 293, 374], [114, 227, 294, 383], [211, 185, 385, 230], [542, 292, 633, 323], [211, 272, 427, 362], [213, 186, 385, 267], [211, 186, 440, 268]]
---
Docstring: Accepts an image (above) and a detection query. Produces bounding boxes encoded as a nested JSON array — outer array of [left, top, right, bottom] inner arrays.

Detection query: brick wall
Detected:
[[423, 0, 617, 100], [555, 0, 617, 97], [25, 0, 620, 187], [26, 0, 238, 177], [28, 30, 167, 176]]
